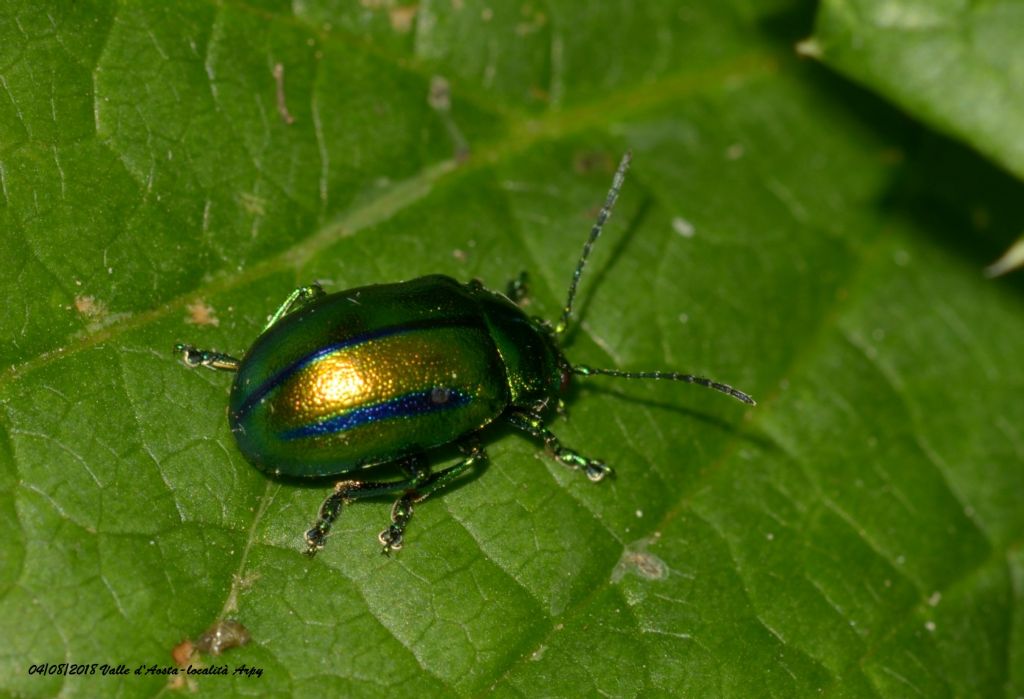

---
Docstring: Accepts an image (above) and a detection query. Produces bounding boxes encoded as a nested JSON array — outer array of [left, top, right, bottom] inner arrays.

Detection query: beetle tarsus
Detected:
[[302, 481, 353, 557], [584, 461, 612, 482], [554, 447, 611, 481], [173, 343, 241, 372], [378, 527, 404, 555], [507, 410, 613, 482], [505, 271, 530, 306], [302, 466, 433, 556], [379, 494, 415, 554], [303, 528, 326, 557]]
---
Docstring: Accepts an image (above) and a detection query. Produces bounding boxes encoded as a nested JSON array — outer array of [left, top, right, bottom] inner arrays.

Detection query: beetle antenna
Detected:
[[555, 151, 632, 337], [572, 364, 756, 405]]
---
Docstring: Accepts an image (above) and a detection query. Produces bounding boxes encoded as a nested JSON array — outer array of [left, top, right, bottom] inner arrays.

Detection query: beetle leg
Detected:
[[264, 282, 326, 331], [173, 344, 241, 372], [303, 455, 430, 557], [378, 440, 489, 554], [505, 271, 530, 306], [378, 493, 416, 555], [399, 456, 430, 482], [506, 410, 612, 482]]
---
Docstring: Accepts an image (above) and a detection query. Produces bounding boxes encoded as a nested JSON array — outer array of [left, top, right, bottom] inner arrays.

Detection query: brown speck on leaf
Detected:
[[573, 150, 613, 175], [428, 76, 451, 112], [171, 639, 195, 667], [186, 300, 219, 326], [194, 619, 251, 656], [389, 5, 417, 33], [239, 192, 266, 216], [273, 63, 296, 125], [166, 674, 193, 691], [611, 537, 668, 582], [168, 638, 200, 691], [427, 75, 471, 161], [74, 295, 107, 319]]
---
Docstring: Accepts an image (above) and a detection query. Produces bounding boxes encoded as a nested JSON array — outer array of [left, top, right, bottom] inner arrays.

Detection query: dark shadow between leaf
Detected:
[[756, 0, 1024, 293], [756, 0, 819, 48], [880, 133, 1024, 294]]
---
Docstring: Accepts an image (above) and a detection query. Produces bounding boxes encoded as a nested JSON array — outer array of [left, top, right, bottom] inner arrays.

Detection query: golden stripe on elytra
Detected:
[[272, 327, 495, 427]]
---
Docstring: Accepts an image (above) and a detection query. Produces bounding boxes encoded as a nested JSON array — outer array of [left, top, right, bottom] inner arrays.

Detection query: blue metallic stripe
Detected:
[[237, 315, 484, 420], [279, 388, 472, 440]]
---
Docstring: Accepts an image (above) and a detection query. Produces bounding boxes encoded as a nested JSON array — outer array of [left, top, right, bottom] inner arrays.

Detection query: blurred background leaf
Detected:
[[0, 1, 1022, 697], [808, 0, 1024, 273], [809, 0, 1024, 181]]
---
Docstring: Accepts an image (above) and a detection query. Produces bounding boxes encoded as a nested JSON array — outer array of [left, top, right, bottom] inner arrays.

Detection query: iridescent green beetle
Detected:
[[175, 153, 755, 556]]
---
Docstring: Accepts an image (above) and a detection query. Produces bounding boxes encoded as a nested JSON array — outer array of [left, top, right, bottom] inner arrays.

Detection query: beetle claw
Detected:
[[173, 343, 241, 372], [379, 527, 403, 555], [174, 343, 202, 367], [585, 461, 611, 482], [304, 528, 326, 557]]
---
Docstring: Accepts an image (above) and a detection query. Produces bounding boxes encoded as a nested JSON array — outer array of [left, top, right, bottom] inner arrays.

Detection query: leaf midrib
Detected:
[[1, 49, 779, 389]]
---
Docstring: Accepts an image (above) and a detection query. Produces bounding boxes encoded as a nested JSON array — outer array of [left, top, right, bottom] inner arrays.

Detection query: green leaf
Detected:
[[807, 0, 1024, 275], [1, 1, 1022, 697], [808, 0, 1024, 182], [986, 235, 1024, 277]]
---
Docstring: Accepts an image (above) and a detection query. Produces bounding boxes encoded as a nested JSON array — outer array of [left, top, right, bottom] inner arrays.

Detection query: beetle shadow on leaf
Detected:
[[571, 383, 773, 451], [273, 440, 491, 495]]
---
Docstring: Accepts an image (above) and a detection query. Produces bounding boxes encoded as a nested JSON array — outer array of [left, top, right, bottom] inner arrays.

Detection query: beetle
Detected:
[[175, 153, 754, 556]]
